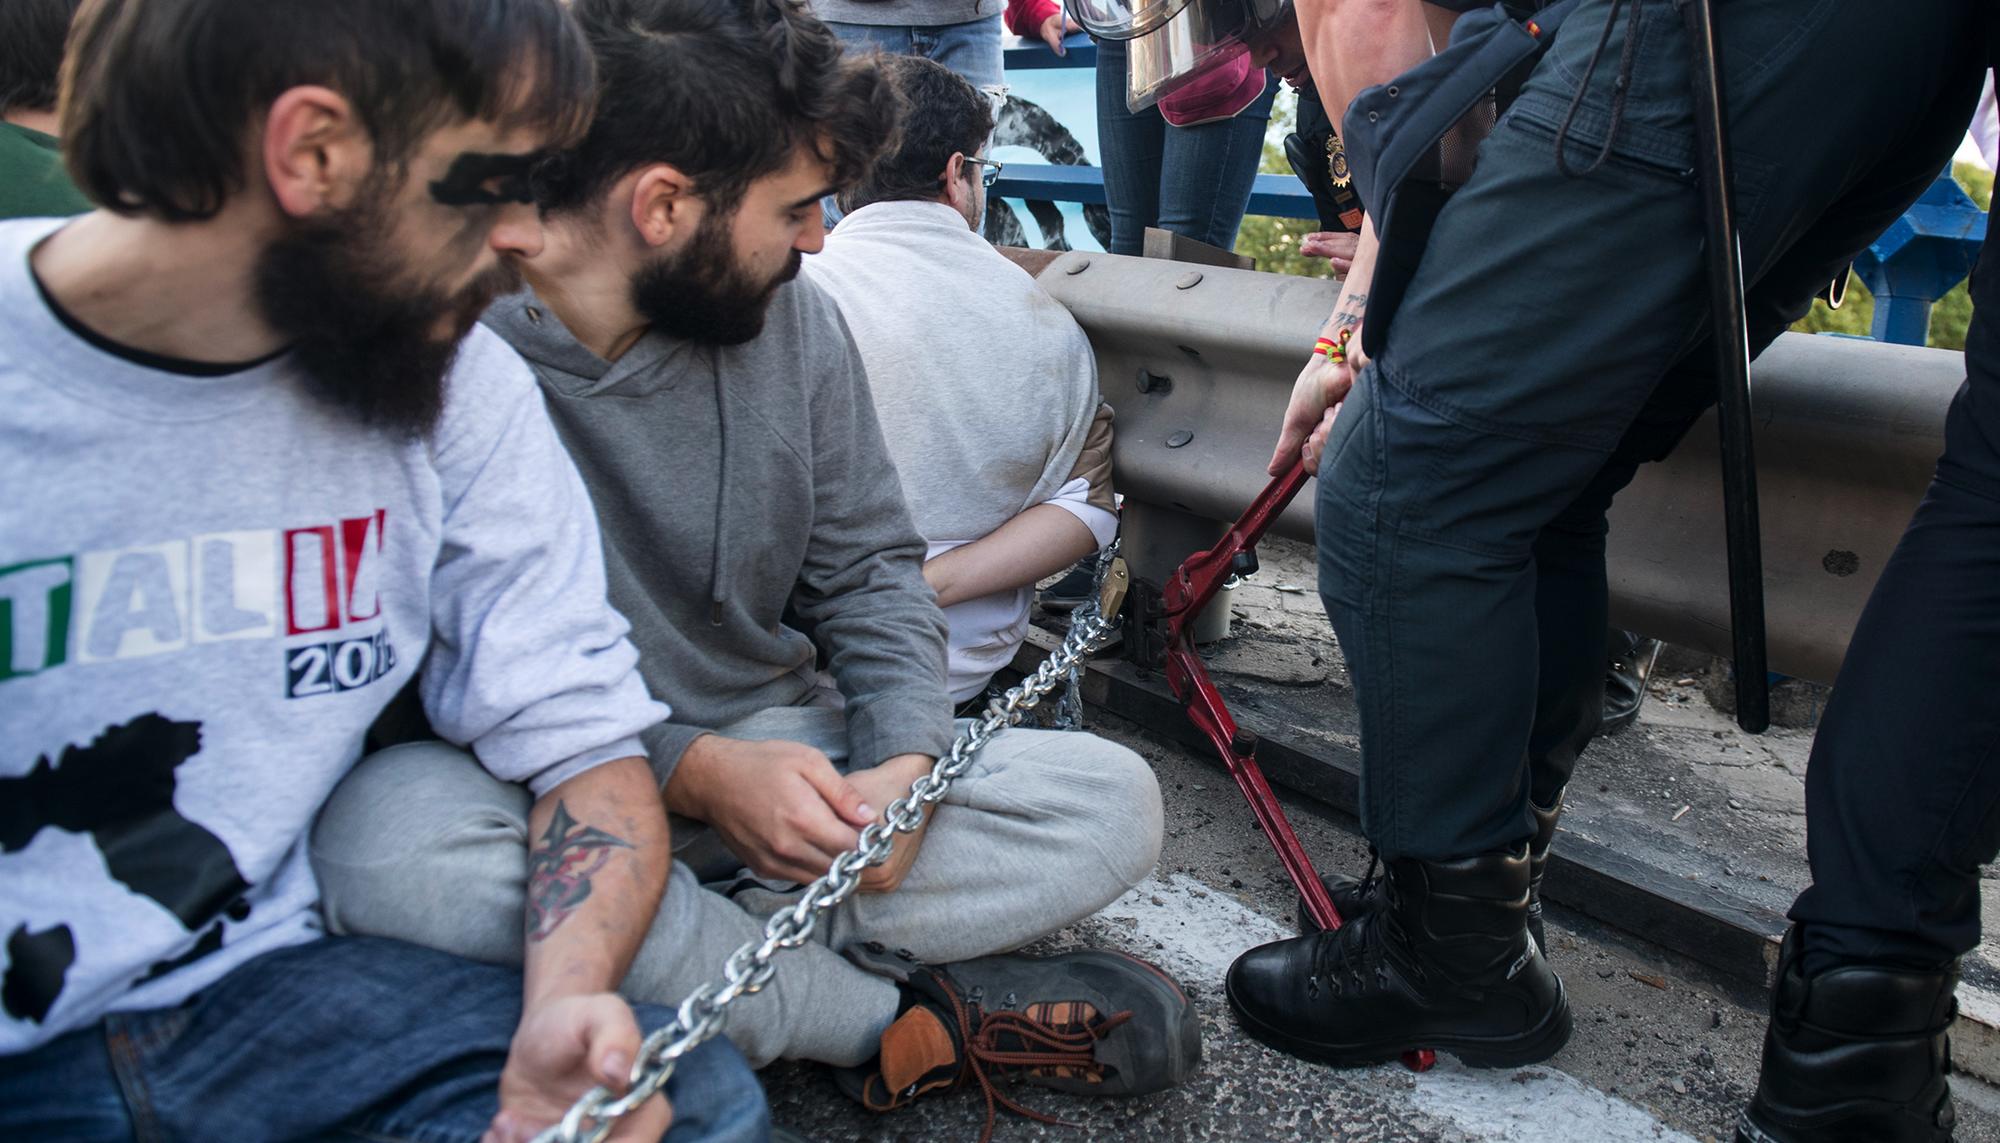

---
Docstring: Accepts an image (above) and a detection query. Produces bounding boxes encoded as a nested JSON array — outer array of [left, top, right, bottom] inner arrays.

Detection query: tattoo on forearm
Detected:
[[525, 801, 631, 942], [1330, 292, 1369, 332]]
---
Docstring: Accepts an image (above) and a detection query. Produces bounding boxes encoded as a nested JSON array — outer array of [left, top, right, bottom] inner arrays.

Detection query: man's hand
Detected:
[[845, 753, 939, 893], [1038, 10, 1082, 54], [1299, 231, 1360, 274], [665, 735, 874, 885], [1270, 351, 1356, 476], [485, 993, 672, 1143], [1301, 405, 1341, 475]]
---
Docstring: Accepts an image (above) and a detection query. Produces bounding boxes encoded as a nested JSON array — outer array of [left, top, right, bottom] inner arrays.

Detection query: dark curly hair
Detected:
[[60, 0, 596, 222], [839, 54, 992, 214], [0, 0, 81, 115], [538, 0, 902, 214]]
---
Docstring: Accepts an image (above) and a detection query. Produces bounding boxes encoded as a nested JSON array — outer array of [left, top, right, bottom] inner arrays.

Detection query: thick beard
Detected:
[[255, 196, 520, 438], [629, 207, 801, 347]]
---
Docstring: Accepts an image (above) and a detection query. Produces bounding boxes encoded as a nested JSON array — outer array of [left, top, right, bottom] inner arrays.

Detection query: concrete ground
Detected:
[[755, 535, 2000, 1141], [761, 711, 2000, 1142]]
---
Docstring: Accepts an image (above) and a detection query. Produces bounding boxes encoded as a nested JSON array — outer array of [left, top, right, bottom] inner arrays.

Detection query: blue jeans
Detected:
[[0, 935, 769, 1143], [1093, 36, 1277, 257], [823, 15, 1004, 91], [1312, 0, 1982, 861]]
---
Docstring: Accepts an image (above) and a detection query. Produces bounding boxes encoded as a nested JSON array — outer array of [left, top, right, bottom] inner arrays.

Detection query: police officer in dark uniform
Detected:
[[1077, 0, 1989, 1137]]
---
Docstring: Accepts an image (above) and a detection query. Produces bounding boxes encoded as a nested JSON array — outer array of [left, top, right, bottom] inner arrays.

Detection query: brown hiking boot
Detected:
[[834, 949, 1201, 1140]]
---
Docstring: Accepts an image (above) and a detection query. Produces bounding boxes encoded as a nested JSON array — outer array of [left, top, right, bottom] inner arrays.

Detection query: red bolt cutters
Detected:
[[1129, 459, 1435, 1074]]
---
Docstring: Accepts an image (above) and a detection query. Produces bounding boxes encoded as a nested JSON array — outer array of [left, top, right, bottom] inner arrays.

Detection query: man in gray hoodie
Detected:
[[310, 0, 1199, 1126]]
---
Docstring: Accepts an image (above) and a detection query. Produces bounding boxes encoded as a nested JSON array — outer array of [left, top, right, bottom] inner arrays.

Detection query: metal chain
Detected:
[[533, 605, 1122, 1143], [1051, 538, 1119, 732]]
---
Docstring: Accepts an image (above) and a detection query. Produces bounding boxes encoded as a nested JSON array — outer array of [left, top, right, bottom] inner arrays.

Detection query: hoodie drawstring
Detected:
[[709, 352, 730, 625]]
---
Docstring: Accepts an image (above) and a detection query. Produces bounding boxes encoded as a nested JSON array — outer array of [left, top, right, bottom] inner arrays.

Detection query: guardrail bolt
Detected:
[[1137, 370, 1171, 394], [1166, 430, 1193, 448], [1065, 258, 1091, 275], [1175, 271, 1204, 290]]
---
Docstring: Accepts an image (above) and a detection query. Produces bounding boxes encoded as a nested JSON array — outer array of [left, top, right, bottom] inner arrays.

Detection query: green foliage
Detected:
[[1234, 91, 1342, 280], [1236, 94, 1989, 355]]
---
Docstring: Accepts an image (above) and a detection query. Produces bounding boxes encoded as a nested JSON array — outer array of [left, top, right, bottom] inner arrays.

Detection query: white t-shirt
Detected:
[[0, 218, 666, 1053], [807, 201, 1117, 700]]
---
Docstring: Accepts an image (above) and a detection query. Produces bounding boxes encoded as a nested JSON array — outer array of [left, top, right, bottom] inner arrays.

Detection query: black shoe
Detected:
[[1036, 559, 1097, 613], [1737, 927, 1957, 1143], [1600, 630, 1662, 738], [1301, 798, 1565, 955], [1234, 846, 1572, 1068], [835, 949, 1201, 1137]]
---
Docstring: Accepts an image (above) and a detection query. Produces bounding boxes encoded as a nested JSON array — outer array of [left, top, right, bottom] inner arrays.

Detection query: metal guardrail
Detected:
[[995, 41, 1986, 343], [1013, 248, 1965, 684], [992, 163, 1321, 221]]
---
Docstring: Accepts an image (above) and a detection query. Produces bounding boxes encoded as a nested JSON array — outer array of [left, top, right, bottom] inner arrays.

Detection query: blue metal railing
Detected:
[[993, 37, 1986, 346]]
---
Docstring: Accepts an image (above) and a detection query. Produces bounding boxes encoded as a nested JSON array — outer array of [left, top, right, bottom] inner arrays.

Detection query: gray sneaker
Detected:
[[835, 949, 1201, 1135]]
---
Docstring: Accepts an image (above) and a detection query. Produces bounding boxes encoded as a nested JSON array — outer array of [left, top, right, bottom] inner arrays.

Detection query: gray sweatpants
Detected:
[[310, 707, 1163, 1068]]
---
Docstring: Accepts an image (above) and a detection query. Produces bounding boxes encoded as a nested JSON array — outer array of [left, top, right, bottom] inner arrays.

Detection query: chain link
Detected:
[[532, 606, 1121, 1143], [1051, 539, 1119, 732]]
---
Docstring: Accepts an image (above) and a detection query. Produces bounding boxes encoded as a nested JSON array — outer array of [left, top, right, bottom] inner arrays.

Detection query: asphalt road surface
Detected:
[[758, 710, 2000, 1142]]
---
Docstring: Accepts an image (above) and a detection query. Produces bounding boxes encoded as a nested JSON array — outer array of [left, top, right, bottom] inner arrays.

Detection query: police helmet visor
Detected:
[[1068, 0, 1200, 42], [1115, 0, 1293, 111]]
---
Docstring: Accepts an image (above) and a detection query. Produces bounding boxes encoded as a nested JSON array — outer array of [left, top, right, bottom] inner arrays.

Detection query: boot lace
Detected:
[[1308, 908, 1401, 998], [935, 982, 1136, 1143]]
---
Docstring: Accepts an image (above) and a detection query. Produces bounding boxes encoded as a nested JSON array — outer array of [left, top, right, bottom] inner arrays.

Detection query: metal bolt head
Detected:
[[1065, 258, 1091, 275], [1166, 430, 1193, 448], [1175, 271, 1204, 290], [1136, 369, 1171, 394]]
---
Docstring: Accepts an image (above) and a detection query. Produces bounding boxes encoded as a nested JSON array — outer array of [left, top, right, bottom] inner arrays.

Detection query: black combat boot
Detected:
[[1302, 798, 1564, 954], [1234, 846, 1572, 1067], [1737, 928, 1958, 1143]]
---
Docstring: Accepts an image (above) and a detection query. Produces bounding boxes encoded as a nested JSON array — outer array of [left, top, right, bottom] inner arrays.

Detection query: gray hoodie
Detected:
[[481, 278, 953, 781]]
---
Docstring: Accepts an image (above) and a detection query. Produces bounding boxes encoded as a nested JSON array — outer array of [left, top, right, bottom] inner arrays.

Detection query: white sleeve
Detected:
[[418, 334, 669, 798], [1041, 476, 1119, 549]]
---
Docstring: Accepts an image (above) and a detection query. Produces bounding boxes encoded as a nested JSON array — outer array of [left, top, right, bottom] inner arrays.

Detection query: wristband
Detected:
[[1314, 327, 1353, 365]]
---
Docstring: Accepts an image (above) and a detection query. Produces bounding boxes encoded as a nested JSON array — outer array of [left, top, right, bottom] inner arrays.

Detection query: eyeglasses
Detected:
[[963, 155, 1004, 189]]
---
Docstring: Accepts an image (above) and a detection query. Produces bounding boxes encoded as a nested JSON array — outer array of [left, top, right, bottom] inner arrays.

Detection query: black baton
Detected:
[[1676, 0, 1769, 733]]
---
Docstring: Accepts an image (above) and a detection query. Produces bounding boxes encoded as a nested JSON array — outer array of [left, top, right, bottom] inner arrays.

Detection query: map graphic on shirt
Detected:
[[0, 713, 249, 1024], [0, 507, 399, 1028]]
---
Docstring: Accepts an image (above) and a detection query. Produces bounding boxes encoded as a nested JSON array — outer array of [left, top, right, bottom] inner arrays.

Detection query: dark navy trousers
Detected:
[[1313, 0, 1986, 861], [1789, 237, 2000, 973]]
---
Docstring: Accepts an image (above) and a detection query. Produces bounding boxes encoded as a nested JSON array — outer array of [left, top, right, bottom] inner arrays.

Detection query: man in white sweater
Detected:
[[806, 55, 1118, 706]]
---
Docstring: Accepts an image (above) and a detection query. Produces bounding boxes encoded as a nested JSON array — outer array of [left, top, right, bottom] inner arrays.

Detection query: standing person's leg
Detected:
[[922, 14, 1005, 92], [1095, 37, 1166, 256], [1517, 43, 1982, 949], [1227, 0, 1979, 1068], [0, 936, 768, 1143], [1738, 235, 2000, 1143], [1153, 73, 1280, 253], [312, 742, 904, 1068]]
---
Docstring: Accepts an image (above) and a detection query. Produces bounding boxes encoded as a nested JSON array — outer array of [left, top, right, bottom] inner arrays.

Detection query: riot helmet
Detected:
[[1070, 0, 1298, 110]]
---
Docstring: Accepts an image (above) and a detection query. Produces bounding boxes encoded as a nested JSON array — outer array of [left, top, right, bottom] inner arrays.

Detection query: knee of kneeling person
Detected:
[[311, 741, 532, 940]]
